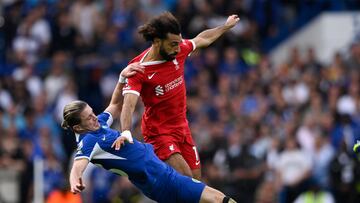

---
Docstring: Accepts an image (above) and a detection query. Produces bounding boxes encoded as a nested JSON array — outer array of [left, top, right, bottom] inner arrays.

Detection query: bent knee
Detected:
[[192, 168, 201, 180]]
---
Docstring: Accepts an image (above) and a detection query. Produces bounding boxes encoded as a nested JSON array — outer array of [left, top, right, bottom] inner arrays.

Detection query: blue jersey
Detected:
[[74, 112, 205, 203]]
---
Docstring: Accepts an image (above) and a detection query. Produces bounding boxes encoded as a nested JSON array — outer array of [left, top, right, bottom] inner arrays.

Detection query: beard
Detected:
[[159, 46, 177, 61]]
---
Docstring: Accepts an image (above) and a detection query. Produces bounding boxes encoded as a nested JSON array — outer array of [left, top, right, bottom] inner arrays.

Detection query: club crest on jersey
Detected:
[[155, 85, 164, 96], [172, 59, 179, 70]]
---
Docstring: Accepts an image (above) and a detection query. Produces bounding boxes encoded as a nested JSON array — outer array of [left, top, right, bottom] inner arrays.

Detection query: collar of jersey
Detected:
[[140, 47, 166, 66], [76, 126, 105, 142], [92, 126, 106, 135]]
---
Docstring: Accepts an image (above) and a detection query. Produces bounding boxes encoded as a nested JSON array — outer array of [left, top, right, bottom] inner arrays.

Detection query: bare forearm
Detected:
[[69, 159, 88, 193], [195, 25, 229, 48], [194, 15, 239, 48], [69, 160, 87, 185], [105, 83, 125, 118], [70, 167, 82, 184], [120, 104, 132, 131], [120, 94, 138, 131], [110, 83, 125, 108]]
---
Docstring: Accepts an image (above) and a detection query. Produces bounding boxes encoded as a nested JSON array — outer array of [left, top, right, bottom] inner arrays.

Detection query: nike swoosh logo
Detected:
[[195, 160, 200, 166], [102, 135, 106, 141], [148, 72, 156, 79]]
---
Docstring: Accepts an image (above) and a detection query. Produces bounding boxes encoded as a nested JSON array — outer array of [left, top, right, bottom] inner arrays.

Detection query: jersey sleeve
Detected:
[[181, 39, 196, 56], [98, 112, 113, 126], [122, 73, 144, 96], [74, 136, 97, 161]]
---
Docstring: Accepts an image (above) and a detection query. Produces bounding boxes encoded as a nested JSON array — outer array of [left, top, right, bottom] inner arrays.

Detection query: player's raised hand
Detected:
[[70, 178, 85, 194], [112, 130, 134, 150], [121, 62, 145, 78], [111, 136, 126, 150], [224, 14, 240, 30]]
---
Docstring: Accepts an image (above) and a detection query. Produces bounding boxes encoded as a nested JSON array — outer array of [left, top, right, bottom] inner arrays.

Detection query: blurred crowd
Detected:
[[1, 0, 360, 203]]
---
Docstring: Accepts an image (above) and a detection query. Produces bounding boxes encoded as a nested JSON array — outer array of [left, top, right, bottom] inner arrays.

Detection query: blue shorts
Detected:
[[150, 166, 206, 203], [134, 143, 206, 203]]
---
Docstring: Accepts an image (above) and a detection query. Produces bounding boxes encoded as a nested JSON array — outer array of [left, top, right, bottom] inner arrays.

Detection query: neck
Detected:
[[75, 129, 87, 134], [76, 126, 100, 134], [144, 46, 163, 62]]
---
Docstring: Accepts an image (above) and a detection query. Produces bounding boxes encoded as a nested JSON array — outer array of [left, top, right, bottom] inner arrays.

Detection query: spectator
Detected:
[[44, 51, 70, 105], [311, 133, 335, 189], [276, 136, 312, 203], [225, 129, 264, 202], [50, 11, 77, 54], [70, 0, 102, 43]]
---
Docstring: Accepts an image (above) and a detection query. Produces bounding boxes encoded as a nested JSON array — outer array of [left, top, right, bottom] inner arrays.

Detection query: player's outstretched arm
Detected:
[[120, 93, 139, 132], [111, 93, 138, 150], [69, 158, 89, 194], [192, 15, 239, 49], [105, 63, 144, 118]]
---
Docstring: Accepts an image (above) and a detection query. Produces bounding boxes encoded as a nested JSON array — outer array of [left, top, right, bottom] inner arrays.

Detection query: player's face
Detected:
[[159, 33, 181, 61], [78, 105, 100, 132]]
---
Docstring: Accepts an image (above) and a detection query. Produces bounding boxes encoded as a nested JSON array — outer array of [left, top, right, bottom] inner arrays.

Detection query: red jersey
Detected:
[[123, 39, 196, 140]]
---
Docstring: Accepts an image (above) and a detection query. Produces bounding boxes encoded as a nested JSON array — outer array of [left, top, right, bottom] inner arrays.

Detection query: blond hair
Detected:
[[61, 100, 87, 130]]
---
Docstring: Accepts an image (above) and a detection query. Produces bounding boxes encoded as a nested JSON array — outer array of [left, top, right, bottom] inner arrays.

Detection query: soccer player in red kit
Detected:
[[114, 12, 239, 180]]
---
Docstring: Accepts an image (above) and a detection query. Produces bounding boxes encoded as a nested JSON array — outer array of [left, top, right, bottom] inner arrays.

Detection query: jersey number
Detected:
[[192, 146, 200, 164]]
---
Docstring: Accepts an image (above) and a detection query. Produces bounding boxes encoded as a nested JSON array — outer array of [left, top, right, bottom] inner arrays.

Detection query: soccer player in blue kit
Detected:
[[62, 63, 236, 203]]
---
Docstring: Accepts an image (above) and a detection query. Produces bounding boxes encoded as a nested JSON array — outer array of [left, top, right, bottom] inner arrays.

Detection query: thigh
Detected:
[[175, 172, 206, 203], [153, 170, 206, 203], [180, 135, 201, 170], [145, 135, 181, 161]]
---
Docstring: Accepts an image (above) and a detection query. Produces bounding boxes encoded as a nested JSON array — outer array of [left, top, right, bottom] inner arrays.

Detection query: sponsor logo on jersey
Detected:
[[155, 85, 164, 96], [154, 76, 183, 96], [164, 76, 183, 92]]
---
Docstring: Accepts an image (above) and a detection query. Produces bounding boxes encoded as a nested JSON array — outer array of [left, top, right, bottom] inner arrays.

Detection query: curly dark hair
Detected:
[[138, 11, 181, 42]]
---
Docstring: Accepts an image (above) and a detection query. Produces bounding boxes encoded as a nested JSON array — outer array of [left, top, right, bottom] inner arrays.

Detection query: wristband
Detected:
[[121, 130, 133, 143], [119, 75, 127, 84]]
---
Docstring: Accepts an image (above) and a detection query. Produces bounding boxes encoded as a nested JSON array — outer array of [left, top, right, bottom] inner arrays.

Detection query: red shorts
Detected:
[[144, 134, 201, 170]]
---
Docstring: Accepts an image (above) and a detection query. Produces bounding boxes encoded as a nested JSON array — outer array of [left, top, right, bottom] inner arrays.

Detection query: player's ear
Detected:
[[153, 38, 161, 47], [73, 124, 82, 132]]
